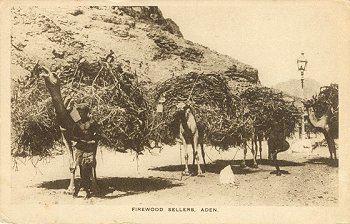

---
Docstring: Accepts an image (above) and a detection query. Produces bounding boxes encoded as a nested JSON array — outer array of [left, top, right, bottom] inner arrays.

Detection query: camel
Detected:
[[176, 103, 206, 176], [305, 106, 337, 160], [31, 61, 99, 194]]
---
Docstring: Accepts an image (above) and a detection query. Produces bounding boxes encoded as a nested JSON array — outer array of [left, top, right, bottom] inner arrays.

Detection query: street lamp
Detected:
[[297, 52, 308, 141], [297, 52, 308, 89]]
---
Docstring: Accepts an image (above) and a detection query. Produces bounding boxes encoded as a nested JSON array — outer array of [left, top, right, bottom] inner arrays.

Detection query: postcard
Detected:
[[1, 1, 350, 223]]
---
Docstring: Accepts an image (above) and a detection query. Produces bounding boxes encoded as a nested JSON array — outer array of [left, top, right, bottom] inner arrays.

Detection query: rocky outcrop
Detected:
[[164, 18, 182, 37], [147, 32, 203, 62], [11, 6, 258, 85], [117, 6, 183, 37]]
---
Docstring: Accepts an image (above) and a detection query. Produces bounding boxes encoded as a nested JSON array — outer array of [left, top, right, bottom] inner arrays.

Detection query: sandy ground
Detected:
[[11, 136, 338, 207]]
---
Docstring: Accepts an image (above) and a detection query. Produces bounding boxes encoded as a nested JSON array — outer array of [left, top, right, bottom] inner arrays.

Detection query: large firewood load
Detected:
[[153, 72, 253, 150], [240, 86, 300, 138], [304, 83, 338, 139], [152, 72, 300, 150], [12, 58, 150, 157]]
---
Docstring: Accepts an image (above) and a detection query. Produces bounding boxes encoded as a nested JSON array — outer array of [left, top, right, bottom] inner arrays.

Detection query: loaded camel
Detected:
[[175, 102, 206, 176], [32, 62, 100, 196], [305, 105, 337, 160]]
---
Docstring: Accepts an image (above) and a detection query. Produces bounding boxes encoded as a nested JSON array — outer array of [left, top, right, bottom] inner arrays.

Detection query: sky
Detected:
[[160, 1, 350, 87]]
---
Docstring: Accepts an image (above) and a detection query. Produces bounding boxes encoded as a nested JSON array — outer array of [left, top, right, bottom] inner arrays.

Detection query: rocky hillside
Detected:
[[11, 6, 258, 86], [273, 78, 321, 99]]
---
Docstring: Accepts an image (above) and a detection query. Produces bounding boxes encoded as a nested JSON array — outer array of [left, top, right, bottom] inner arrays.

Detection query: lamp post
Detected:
[[297, 52, 308, 140]]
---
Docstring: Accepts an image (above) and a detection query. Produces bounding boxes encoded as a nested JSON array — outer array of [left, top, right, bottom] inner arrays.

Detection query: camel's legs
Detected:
[[91, 165, 100, 195], [268, 140, 272, 160], [333, 148, 337, 161], [251, 136, 258, 168], [200, 143, 206, 173], [253, 137, 258, 159], [241, 143, 248, 167], [61, 131, 75, 194], [192, 146, 196, 166], [193, 133, 202, 175], [182, 137, 190, 175], [330, 139, 337, 161], [258, 139, 263, 160], [326, 132, 337, 161], [323, 131, 336, 160], [329, 148, 333, 160], [241, 140, 258, 168]]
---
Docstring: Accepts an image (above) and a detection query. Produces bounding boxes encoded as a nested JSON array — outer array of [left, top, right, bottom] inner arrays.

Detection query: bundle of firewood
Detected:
[[11, 59, 151, 157], [240, 86, 300, 137], [151, 72, 254, 150], [12, 73, 61, 157], [304, 83, 338, 138], [152, 72, 300, 150]]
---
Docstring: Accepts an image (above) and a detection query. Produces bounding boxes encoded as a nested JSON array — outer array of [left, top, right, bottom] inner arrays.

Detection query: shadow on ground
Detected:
[[36, 177, 182, 199], [270, 170, 291, 175], [150, 159, 304, 174], [305, 157, 339, 167]]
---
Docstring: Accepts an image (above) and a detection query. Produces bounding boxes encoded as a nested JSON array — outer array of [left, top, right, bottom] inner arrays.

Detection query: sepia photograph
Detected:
[[1, 1, 350, 223]]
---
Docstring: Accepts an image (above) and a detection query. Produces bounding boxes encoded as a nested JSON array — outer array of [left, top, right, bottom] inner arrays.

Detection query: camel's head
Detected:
[[307, 107, 314, 113], [176, 102, 186, 111], [183, 105, 192, 119], [175, 102, 193, 121], [303, 94, 318, 109]]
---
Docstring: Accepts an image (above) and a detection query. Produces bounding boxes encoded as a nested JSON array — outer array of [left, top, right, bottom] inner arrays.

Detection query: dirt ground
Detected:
[[11, 136, 338, 207]]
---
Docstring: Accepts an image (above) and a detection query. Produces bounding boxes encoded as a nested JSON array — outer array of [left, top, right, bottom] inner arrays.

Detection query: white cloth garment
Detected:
[[219, 165, 235, 184]]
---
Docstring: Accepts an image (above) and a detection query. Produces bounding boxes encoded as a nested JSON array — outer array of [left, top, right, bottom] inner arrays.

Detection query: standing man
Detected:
[[72, 104, 98, 166], [65, 102, 101, 198], [267, 121, 290, 176]]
